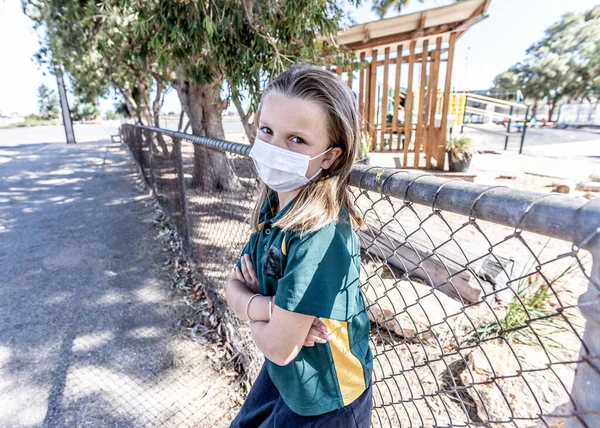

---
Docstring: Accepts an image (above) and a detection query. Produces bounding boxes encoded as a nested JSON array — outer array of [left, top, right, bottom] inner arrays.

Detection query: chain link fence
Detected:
[[122, 124, 600, 428]]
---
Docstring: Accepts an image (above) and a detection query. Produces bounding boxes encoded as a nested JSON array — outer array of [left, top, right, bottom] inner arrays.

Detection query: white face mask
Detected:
[[249, 138, 333, 192]]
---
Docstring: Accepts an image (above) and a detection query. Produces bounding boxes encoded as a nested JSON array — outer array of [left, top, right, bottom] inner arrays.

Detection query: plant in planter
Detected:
[[357, 132, 372, 165], [446, 135, 474, 172]]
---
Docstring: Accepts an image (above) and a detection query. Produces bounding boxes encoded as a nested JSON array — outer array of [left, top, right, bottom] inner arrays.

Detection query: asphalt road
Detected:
[[460, 125, 600, 160], [0, 128, 237, 427]]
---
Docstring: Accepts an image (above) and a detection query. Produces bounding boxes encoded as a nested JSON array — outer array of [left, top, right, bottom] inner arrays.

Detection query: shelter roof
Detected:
[[337, 0, 490, 55]]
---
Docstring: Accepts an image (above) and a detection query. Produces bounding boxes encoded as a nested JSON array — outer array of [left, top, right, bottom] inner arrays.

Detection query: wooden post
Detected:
[[415, 39, 429, 168], [365, 62, 371, 135], [348, 62, 354, 89], [403, 40, 416, 167], [380, 47, 390, 151], [369, 48, 378, 151], [426, 37, 442, 169], [359, 52, 366, 120], [438, 32, 457, 170], [392, 44, 403, 151]]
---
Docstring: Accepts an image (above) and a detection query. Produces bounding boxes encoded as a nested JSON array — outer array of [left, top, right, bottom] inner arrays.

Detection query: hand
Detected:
[[235, 254, 260, 294], [303, 317, 330, 347]]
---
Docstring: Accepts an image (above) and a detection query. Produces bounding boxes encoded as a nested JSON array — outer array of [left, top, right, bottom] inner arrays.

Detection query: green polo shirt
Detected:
[[235, 192, 373, 416]]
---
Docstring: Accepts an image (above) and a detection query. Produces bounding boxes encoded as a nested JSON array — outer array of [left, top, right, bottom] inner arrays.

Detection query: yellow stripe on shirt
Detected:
[[322, 318, 366, 405]]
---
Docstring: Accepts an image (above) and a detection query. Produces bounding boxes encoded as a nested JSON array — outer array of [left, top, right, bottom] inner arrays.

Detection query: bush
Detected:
[[358, 133, 371, 161], [446, 135, 473, 154], [0, 114, 56, 129]]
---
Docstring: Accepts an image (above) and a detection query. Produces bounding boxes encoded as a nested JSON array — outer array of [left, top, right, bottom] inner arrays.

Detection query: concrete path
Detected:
[[0, 134, 238, 427]]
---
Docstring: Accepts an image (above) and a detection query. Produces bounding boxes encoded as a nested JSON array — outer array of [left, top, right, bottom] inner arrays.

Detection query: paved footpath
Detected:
[[0, 134, 238, 427]]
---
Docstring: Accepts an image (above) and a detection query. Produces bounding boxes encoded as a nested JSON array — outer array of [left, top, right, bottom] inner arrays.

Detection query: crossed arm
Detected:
[[225, 254, 330, 366]]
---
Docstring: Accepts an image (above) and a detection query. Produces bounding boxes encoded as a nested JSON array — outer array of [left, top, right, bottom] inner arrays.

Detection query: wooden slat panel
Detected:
[[403, 40, 416, 167], [426, 37, 442, 169], [392, 44, 403, 151], [438, 32, 457, 169], [372, 49, 449, 66], [414, 39, 429, 168], [368, 49, 378, 150], [380, 47, 390, 151]]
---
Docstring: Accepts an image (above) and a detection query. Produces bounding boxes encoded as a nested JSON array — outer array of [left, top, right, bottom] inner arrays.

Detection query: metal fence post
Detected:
[[566, 230, 600, 428], [519, 104, 530, 154], [504, 105, 513, 150], [460, 93, 468, 134], [172, 137, 192, 258]]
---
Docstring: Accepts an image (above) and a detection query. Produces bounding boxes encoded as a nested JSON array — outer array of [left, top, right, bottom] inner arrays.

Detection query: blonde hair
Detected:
[[250, 65, 364, 233]]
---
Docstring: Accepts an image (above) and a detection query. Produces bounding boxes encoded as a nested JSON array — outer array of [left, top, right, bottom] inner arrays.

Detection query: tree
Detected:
[[114, 102, 130, 119], [371, 0, 416, 18], [71, 99, 99, 122], [25, 0, 173, 156], [132, 0, 356, 190], [24, 1, 170, 129], [371, 0, 465, 19], [491, 6, 600, 121], [527, 6, 600, 102], [491, 70, 521, 96], [27, 0, 358, 191], [37, 83, 59, 120]]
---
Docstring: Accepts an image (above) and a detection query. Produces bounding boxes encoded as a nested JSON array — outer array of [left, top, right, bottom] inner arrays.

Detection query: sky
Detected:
[[0, 0, 598, 116]]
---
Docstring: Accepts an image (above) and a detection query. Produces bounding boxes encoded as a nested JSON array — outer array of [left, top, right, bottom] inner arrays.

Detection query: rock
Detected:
[[470, 254, 516, 303], [358, 228, 501, 304], [551, 180, 576, 194], [528, 401, 571, 428], [459, 342, 574, 426], [361, 262, 464, 343], [583, 192, 599, 200]]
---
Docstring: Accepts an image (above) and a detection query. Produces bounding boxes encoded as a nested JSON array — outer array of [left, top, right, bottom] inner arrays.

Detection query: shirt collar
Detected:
[[260, 192, 297, 223]]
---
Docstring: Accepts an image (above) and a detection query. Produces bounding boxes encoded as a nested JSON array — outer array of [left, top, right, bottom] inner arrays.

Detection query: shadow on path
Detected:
[[0, 139, 238, 427]]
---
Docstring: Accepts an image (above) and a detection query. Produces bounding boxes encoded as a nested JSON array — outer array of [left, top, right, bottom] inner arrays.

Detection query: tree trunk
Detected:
[[531, 100, 539, 119], [137, 81, 154, 126], [119, 88, 143, 124], [548, 100, 558, 122], [151, 78, 170, 157], [232, 90, 256, 142], [177, 111, 185, 132], [173, 67, 241, 192]]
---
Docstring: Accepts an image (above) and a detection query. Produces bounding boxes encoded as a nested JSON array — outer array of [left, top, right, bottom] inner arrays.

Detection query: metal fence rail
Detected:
[[122, 123, 600, 428]]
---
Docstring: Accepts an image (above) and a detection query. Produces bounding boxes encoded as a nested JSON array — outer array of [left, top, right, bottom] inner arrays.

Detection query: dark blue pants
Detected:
[[231, 363, 373, 427]]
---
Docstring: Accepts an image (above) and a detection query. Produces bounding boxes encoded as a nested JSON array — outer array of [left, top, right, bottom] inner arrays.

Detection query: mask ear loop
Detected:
[[309, 146, 334, 161], [307, 146, 335, 181], [307, 168, 323, 181]]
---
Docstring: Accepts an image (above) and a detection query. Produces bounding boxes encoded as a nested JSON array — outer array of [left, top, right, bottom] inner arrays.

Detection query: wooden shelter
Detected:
[[333, 0, 490, 169]]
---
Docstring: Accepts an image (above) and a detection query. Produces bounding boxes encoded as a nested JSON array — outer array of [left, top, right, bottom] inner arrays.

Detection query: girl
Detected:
[[226, 65, 373, 427]]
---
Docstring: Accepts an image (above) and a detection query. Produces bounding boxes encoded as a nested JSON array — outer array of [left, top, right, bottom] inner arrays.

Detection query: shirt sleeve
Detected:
[[274, 223, 360, 320]]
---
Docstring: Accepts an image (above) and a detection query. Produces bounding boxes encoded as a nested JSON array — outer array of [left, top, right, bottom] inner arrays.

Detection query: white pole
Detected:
[[55, 65, 76, 144]]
